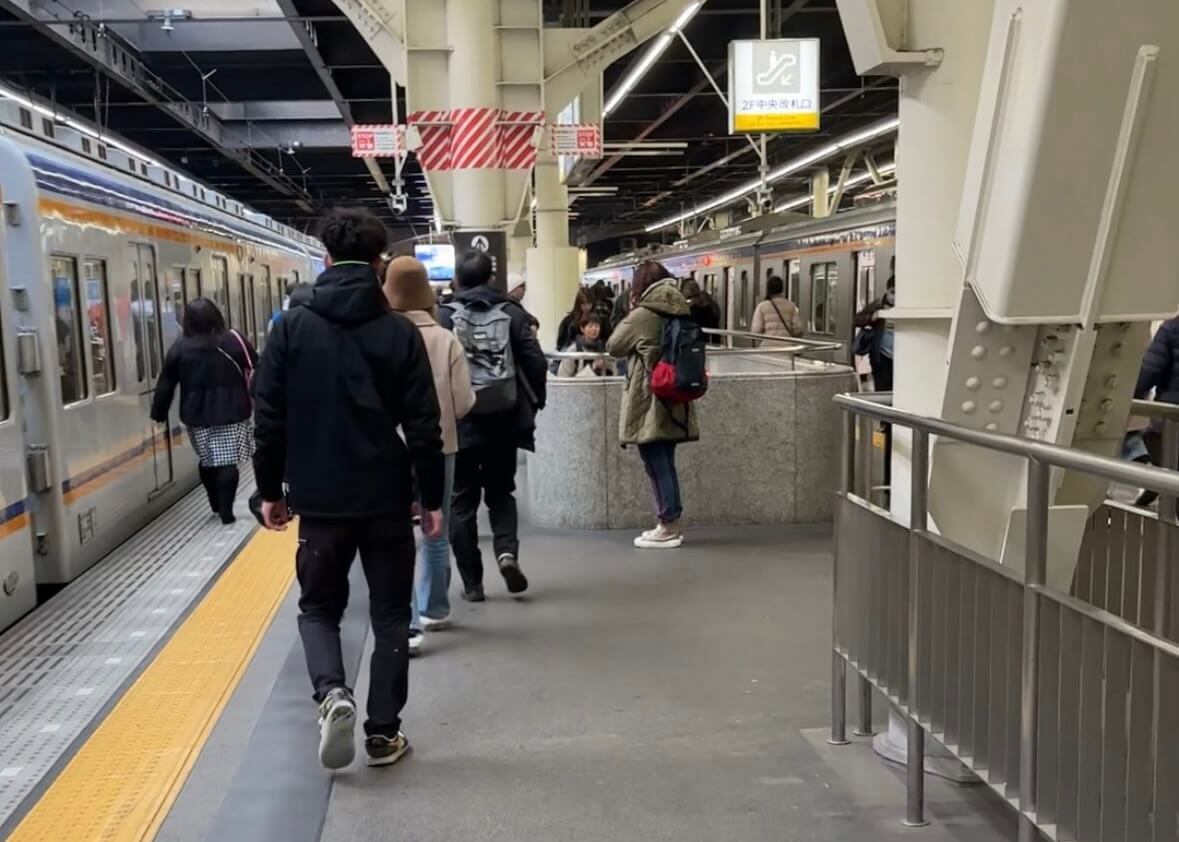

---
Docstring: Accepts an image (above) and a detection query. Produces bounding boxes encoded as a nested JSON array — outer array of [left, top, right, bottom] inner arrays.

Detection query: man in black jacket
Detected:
[[1133, 315, 1179, 507], [253, 207, 445, 771], [439, 251, 547, 602]]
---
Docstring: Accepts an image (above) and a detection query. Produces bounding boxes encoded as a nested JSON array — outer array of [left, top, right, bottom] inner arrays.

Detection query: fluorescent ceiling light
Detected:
[[602, 2, 702, 117], [644, 117, 899, 232], [773, 162, 896, 213]]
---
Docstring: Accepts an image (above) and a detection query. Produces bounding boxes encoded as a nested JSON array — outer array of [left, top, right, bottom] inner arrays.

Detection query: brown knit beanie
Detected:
[[384, 256, 436, 312]]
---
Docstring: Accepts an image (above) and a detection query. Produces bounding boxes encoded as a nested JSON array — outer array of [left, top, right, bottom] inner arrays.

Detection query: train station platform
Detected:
[[0, 477, 1018, 842]]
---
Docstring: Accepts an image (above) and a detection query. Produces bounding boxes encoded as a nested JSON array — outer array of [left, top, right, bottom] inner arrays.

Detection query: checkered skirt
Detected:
[[189, 420, 255, 468]]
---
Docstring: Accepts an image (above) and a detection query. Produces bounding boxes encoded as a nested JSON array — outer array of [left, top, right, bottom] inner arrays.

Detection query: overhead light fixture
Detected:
[[150, 9, 192, 32], [601, 1, 703, 118], [644, 117, 900, 232], [773, 162, 896, 213]]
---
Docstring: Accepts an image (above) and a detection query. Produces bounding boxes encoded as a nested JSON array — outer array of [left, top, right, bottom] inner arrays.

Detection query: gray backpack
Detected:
[[449, 300, 518, 414]]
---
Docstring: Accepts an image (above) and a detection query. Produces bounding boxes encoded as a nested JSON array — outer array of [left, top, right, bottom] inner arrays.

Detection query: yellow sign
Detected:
[[734, 113, 820, 132]]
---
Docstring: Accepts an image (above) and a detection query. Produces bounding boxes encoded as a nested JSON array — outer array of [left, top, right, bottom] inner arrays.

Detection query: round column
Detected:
[[447, 0, 501, 228], [527, 151, 580, 350]]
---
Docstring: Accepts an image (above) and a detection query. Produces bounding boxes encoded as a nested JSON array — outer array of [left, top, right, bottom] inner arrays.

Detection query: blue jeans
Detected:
[[637, 441, 683, 524], [411, 454, 455, 631]]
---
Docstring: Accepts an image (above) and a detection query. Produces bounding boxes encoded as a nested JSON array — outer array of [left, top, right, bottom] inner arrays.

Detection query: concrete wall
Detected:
[[527, 364, 856, 529]]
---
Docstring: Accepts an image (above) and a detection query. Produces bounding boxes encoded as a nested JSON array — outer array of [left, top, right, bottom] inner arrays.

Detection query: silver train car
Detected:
[[0, 100, 321, 629], [584, 203, 897, 362]]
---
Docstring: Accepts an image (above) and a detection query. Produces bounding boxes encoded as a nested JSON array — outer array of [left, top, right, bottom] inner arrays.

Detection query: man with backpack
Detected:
[[438, 250, 547, 601], [253, 207, 446, 771], [606, 260, 704, 550]]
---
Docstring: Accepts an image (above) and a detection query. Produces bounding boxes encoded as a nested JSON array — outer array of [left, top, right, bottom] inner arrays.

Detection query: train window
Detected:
[[50, 256, 88, 405], [256, 266, 272, 345], [856, 251, 878, 313], [42, 119, 55, 139], [167, 268, 186, 327], [809, 262, 839, 336], [98, 144, 107, 161], [209, 257, 229, 316], [245, 275, 258, 343], [739, 270, 750, 330], [81, 138, 92, 155], [82, 259, 116, 396], [19, 108, 31, 130], [788, 260, 801, 304], [231, 275, 247, 334], [186, 268, 201, 302]]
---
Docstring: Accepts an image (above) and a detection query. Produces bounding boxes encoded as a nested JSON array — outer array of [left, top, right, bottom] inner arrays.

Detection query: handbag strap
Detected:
[[216, 346, 246, 382], [768, 298, 791, 333], [228, 329, 253, 378]]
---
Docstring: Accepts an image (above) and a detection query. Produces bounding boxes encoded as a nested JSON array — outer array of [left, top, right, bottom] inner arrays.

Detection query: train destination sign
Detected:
[[728, 38, 820, 134]]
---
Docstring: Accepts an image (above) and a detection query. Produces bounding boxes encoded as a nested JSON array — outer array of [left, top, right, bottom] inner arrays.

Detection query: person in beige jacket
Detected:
[[750, 275, 803, 339], [385, 256, 476, 655]]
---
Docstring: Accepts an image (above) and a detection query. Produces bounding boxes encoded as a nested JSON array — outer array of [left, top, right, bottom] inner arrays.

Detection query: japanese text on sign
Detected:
[[550, 124, 602, 159], [351, 125, 406, 158], [728, 39, 821, 134]]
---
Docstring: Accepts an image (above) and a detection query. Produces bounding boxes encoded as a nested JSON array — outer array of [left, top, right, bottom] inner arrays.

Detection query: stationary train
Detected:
[[0, 97, 321, 629], [583, 202, 897, 363]]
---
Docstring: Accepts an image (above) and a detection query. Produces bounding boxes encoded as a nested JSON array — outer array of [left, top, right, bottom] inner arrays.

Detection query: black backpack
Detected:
[[649, 316, 708, 403]]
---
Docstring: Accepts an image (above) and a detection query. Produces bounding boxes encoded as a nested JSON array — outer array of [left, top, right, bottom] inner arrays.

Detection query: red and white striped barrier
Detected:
[[407, 108, 545, 171]]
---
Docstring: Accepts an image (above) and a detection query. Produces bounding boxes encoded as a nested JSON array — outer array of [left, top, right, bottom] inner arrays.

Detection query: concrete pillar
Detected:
[[810, 169, 831, 217], [869, 0, 996, 786], [888, 0, 996, 523], [508, 233, 530, 292], [448, 0, 501, 229], [527, 152, 581, 350]]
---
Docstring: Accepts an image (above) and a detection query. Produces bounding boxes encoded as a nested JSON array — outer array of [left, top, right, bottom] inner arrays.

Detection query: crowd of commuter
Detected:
[[149, 202, 1179, 777]]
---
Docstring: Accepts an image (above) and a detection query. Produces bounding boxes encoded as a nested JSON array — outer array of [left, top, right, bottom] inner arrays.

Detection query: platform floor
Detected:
[[153, 521, 1017, 842]]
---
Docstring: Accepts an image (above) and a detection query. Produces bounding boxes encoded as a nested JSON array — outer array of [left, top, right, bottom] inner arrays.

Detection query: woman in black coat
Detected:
[[151, 298, 258, 523]]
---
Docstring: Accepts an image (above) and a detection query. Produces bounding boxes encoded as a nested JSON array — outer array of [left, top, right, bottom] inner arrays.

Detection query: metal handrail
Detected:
[[832, 388, 1179, 835], [1131, 397, 1179, 422], [835, 392, 1179, 497], [546, 345, 843, 360], [702, 327, 845, 352]]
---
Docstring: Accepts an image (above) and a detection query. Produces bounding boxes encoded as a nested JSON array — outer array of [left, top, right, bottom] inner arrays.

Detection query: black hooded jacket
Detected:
[[252, 261, 445, 521], [438, 283, 547, 451]]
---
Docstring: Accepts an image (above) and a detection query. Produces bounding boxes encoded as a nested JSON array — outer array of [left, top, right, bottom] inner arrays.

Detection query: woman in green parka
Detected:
[[606, 260, 700, 549]]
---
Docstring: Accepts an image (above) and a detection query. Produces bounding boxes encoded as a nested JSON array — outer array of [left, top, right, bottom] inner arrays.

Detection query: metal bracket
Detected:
[[26, 446, 52, 493], [17, 330, 41, 375], [3, 202, 20, 227]]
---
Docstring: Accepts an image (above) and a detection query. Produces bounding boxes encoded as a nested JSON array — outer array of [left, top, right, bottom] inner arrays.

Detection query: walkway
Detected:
[[160, 522, 1017, 841]]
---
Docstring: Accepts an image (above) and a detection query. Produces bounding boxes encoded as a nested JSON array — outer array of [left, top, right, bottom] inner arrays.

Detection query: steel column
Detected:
[[829, 409, 854, 746], [905, 428, 929, 828], [1019, 459, 1050, 842]]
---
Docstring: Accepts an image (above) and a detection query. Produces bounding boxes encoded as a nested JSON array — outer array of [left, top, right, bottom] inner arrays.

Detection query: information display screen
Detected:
[[415, 244, 455, 280]]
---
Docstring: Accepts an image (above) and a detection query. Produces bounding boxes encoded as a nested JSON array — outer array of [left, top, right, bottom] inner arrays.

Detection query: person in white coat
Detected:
[[385, 256, 476, 655]]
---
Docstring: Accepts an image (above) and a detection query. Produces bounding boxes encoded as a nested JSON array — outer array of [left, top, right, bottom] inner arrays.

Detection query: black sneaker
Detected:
[[497, 554, 529, 595], [365, 732, 410, 767], [461, 585, 485, 603]]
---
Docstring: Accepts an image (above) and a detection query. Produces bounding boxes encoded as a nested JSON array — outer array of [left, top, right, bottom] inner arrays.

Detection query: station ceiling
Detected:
[[0, 0, 897, 252]]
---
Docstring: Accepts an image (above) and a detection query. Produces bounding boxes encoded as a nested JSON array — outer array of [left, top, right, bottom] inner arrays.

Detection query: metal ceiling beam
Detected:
[[581, 61, 725, 187], [0, 0, 315, 209], [635, 79, 896, 212], [273, 0, 390, 193]]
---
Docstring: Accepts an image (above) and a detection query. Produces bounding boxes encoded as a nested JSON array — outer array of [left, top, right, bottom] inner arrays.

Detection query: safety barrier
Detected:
[[831, 393, 1179, 841]]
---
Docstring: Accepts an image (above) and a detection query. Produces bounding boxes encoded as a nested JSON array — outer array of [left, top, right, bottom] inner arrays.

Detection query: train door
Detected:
[[131, 244, 173, 494], [800, 251, 854, 364]]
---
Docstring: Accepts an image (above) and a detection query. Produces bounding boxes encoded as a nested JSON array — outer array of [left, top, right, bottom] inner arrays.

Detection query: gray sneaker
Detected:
[[317, 687, 357, 770]]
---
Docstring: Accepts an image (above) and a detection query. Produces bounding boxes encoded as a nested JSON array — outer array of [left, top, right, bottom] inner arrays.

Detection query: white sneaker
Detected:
[[408, 631, 424, 657], [317, 687, 357, 770], [634, 522, 684, 549], [420, 615, 451, 632]]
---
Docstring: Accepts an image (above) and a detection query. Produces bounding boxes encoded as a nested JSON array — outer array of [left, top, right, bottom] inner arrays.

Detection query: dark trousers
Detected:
[[296, 517, 415, 738], [451, 445, 519, 589], [198, 465, 239, 521], [638, 441, 683, 524]]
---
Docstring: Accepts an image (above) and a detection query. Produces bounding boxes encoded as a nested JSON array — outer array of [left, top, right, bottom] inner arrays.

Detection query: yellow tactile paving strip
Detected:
[[9, 525, 296, 842]]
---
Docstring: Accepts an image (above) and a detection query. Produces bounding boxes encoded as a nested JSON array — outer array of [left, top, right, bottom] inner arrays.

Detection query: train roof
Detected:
[[589, 200, 897, 272], [0, 92, 321, 257]]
